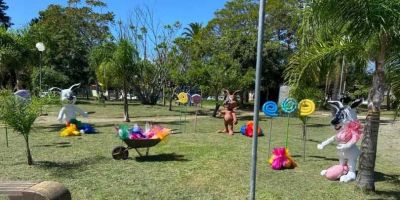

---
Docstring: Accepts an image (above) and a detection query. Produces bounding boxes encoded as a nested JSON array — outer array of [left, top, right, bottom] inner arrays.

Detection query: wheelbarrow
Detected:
[[112, 138, 161, 160]]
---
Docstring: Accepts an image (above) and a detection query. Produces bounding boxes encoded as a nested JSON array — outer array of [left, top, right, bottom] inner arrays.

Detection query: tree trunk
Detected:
[[241, 90, 246, 105], [169, 87, 177, 111], [356, 35, 386, 192], [332, 65, 341, 101], [169, 95, 173, 111], [123, 80, 130, 122], [212, 91, 220, 117], [325, 72, 330, 98], [24, 135, 33, 165], [163, 85, 166, 106], [386, 85, 391, 110]]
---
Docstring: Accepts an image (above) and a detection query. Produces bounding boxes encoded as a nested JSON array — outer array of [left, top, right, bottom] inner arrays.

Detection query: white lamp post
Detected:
[[35, 42, 45, 95]]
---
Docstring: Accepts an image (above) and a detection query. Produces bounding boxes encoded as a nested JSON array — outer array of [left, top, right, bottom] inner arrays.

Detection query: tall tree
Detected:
[[182, 22, 203, 38], [0, 91, 42, 165], [0, 28, 31, 88], [124, 6, 181, 105], [0, 0, 11, 29], [285, 0, 400, 191], [26, 0, 114, 87], [112, 39, 139, 122], [206, 0, 300, 102]]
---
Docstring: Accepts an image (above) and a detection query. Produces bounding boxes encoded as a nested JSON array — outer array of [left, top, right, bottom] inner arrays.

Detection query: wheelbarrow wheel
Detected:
[[112, 146, 129, 160]]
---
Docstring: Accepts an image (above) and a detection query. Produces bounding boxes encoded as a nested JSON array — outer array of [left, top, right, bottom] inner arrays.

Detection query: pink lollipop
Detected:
[[191, 94, 201, 105]]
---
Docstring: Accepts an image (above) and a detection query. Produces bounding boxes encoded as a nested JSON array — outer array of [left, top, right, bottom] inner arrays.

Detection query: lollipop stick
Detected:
[[285, 113, 290, 148], [267, 117, 273, 157], [303, 117, 308, 161], [194, 105, 198, 133], [179, 104, 182, 133], [184, 103, 187, 133], [5, 125, 8, 147]]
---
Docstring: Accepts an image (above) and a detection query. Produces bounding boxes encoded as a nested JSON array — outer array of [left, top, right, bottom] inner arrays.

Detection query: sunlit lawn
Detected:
[[0, 101, 399, 199]]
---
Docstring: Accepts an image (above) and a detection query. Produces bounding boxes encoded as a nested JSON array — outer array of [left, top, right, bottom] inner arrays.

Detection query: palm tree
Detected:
[[0, 0, 12, 29], [112, 39, 139, 122], [285, 7, 367, 101], [384, 57, 400, 118], [182, 22, 203, 39], [287, 0, 400, 191], [0, 91, 42, 165]]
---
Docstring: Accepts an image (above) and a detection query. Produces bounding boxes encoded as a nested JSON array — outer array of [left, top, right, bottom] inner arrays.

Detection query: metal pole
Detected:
[[250, 0, 266, 199], [39, 52, 42, 94]]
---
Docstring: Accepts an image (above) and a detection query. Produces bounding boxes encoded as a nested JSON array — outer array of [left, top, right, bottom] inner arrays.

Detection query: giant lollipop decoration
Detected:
[[281, 98, 297, 148], [191, 94, 202, 132], [177, 92, 189, 133], [178, 92, 189, 104], [268, 98, 298, 170], [298, 99, 316, 161], [299, 99, 315, 116], [262, 101, 278, 157]]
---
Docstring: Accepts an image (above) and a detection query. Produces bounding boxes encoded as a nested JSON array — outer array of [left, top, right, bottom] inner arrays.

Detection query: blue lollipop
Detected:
[[262, 101, 278, 117], [281, 98, 298, 114], [263, 101, 278, 157]]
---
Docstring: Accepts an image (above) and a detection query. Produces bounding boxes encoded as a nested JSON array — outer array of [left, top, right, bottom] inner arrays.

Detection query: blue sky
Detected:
[[5, 0, 228, 29]]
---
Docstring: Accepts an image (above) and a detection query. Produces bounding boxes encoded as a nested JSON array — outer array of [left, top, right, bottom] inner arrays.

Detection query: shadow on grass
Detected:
[[33, 142, 72, 148], [307, 139, 324, 144], [134, 153, 189, 162], [373, 190, 400, 200], [93, 123, 117, 128], [375, 171, 400, 185], [34, 156, 107, 177], [307, 123, 331, 128], [44, 124, 65, 132], [308, 155, 339, 161], [237, 115, 266, 121]]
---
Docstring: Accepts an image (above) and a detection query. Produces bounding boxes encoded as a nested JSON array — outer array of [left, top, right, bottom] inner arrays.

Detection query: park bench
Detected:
[[0, 181, 71, 200]]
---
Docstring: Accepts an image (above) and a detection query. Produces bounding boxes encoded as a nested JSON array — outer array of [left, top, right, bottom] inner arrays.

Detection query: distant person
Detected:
[[14, 80, 31, 101]]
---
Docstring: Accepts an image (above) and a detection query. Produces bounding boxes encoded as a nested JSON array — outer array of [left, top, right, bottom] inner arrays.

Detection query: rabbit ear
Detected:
[[49, 87, 62, 93], [350, 98, 363, 109], [327, 100, 343, 112], [233, 90, 240, 96], [69, 83, 81, 90], [223, 89, 230, 95]]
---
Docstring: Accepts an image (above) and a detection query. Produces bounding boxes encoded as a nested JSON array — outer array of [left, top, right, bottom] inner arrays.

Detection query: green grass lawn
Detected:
[[0, 102, 399, 199]]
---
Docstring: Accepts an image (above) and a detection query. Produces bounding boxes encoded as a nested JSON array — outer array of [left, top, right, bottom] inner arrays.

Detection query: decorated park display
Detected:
[[298, 99, 316, 161], [267, 97, 298, 170], [112, 122, 171, 159], [264, 98, 317, 169], [317, 99, 363, 182], [240, 121, 263, 137], [218, 90, 240, 135], [268, 147, 297, 170], [191, 94, 202, 132], [49, 83, 95, 136], [262, 101, 278, 156], [177, 92, 189, 133]]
